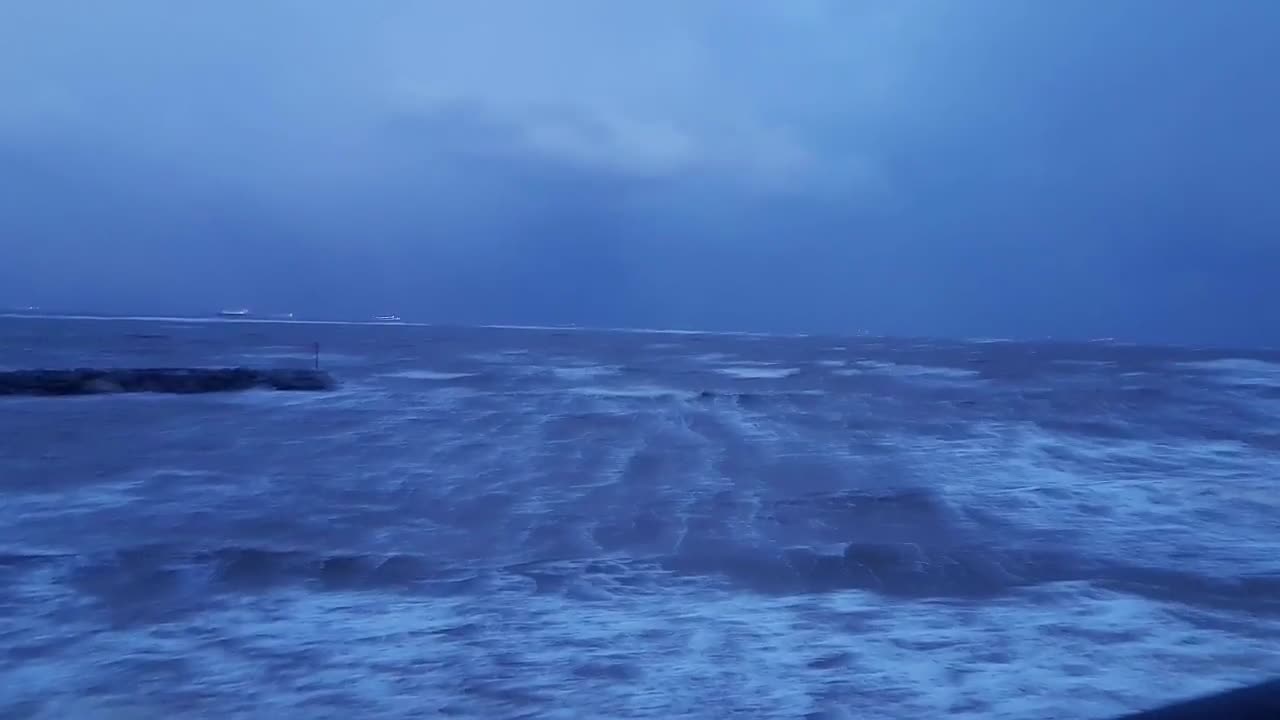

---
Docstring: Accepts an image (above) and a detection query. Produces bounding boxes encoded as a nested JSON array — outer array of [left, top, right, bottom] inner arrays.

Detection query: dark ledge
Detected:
[[0, 368, 337, 396]]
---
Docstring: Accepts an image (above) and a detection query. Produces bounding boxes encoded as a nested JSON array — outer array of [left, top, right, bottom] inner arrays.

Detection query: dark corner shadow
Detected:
[[1113, 678, 1280, 720]]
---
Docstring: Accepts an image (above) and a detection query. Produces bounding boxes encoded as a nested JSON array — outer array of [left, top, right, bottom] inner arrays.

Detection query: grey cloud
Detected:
[[2, 1, 1279, 345]]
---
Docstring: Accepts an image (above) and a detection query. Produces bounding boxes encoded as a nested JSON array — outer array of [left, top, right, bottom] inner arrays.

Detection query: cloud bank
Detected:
[[2, 1, 1278, 344]]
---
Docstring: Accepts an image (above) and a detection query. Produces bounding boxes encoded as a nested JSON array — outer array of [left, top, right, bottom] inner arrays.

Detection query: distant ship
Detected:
[[217, 308, 251, 318], [374, 315, 402, 322]]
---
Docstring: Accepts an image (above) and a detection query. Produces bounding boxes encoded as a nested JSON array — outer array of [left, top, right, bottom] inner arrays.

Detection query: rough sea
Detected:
[[2, 316, 1278, 719]]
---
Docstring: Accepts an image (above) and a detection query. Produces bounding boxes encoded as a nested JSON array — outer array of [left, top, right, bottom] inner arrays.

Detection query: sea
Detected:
[[1, 316, 1278, 719]]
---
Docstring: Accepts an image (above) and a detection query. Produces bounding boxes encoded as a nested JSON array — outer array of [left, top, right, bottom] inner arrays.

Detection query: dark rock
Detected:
[[0, 368, 336, 397], [84, 378, 123, 394]]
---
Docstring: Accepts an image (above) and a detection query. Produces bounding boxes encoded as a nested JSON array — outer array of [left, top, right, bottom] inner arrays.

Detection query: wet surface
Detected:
[[2, 317, 1279, 718]]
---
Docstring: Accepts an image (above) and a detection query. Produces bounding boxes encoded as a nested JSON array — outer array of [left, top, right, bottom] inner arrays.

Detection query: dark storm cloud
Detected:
[[2, 1, 1278, 344]]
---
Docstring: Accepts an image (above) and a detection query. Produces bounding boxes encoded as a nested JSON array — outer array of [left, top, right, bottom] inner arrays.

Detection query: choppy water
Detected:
[[2, 317, 1279, 719]]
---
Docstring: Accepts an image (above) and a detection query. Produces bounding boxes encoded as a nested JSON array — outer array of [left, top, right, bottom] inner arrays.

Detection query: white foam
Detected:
[[1183, 358, 1280, 388], [217, 385, 370, 410], [716, 366, 800, 380], [836, 361, 979, 383], [553, 365, 619, 381], [481, 323, 587, 332], [385, 370, 474, 381], [0, 313, 793, 340], [10, 582, 1277, 719], [481, 322, 804, 339], [567, 385, 694, 400], [930, 421, 1280, 573], [691, 352, 735, 364], [242, 351, 365, 367]]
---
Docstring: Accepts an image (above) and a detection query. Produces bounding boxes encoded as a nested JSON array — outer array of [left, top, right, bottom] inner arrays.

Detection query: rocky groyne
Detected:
[[0, 368, 336, 396]]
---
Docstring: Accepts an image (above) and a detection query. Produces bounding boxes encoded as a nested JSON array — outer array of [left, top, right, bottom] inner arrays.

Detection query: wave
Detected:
[[4, 535, 1277, 622], [765, 487, 971, 543], [658, 540, 1080, 597], [837, 361, 981, 382], [552, 365, 620, 381], [209, 548, 446, 588], [1183, 358, 1280, 389], [59, 546, 461, 600], [53, 545, 643, 605], [661, 540, 1280, 611], [384, 370, 477, 381], [0, 551, 70, 568], [693, 389, 825, 406], [566, 385, 697, 401], [715, 366, 802, 380]]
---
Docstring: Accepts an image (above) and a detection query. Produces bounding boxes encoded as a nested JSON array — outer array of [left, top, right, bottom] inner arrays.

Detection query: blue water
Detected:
[[2, 317, 1279, 718]]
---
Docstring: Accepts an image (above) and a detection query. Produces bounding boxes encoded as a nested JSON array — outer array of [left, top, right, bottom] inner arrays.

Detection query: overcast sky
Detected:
[[2, 1, 1277, 344]]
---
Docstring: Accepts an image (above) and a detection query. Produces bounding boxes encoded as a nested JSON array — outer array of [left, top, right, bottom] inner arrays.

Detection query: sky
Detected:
[[1, 1, 1278, 345]]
